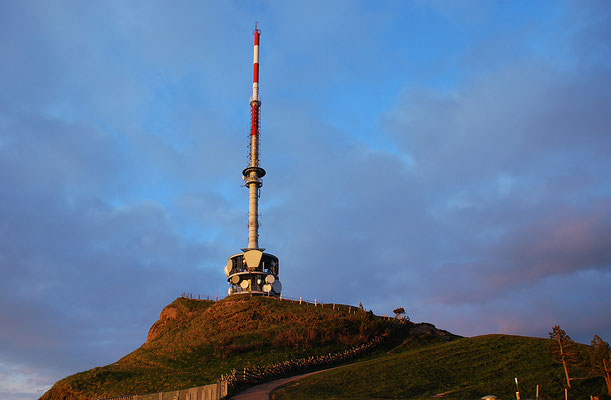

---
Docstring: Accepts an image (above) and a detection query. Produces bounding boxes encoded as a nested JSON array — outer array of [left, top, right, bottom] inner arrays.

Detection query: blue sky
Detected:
[[1, 1, 610, 399]]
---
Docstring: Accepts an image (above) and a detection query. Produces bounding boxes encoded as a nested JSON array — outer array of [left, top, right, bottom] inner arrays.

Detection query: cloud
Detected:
[[0, 98, 235, 399], [428, 200, 611, 304], [0, 361, 56, 400]]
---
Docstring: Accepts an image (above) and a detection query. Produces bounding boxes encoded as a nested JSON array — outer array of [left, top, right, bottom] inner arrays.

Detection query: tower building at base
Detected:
[[224, 26, 282, 297]]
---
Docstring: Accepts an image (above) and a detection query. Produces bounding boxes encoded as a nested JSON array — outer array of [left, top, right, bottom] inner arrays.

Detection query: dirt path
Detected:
[[229, 362, 365, 400]]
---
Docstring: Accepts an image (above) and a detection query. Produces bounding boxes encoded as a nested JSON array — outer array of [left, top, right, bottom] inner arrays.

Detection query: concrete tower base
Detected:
[[225, 250, 281, 297]]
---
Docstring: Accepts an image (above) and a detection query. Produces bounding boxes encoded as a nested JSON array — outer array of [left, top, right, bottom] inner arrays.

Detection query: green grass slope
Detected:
[[273, 334, 607, 400], [40, 296, 454, 400]]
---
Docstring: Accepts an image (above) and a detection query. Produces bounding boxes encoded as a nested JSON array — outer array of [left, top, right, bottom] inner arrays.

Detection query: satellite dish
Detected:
[[231, 275, 240, 284], [265, 274, 275, 284], [227, 287, 233, 295], [263, 284, 272, 292], [224, 262, 232, 277], [240, 280, 250, 289], [272, 280, 282, 293]]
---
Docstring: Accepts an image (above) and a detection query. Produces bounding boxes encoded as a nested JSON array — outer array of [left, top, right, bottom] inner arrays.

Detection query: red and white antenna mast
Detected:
[[252, 22, 260, 103], [244, 23, 264, 250]]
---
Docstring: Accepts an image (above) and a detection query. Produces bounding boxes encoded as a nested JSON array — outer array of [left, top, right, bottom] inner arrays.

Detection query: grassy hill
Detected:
[[40, 295, 455, 400], [272, 334, 607, 400]]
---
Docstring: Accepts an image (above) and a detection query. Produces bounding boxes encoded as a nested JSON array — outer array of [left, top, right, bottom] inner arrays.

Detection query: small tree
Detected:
[[589, 335, 611, 396], [393, 307, 405, 319], [549, 325, 582, 388]]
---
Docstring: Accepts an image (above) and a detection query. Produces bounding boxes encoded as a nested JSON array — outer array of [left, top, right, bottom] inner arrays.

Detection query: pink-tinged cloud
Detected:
[[488, 201, 611, 284]]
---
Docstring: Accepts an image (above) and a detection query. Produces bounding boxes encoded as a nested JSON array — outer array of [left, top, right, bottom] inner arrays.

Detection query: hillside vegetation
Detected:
[[272, 334, 606, 400], [40, 295, 455, 400]]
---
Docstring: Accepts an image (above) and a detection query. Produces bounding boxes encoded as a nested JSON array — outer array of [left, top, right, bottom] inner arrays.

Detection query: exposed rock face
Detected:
[[146, 304, 196, 343]]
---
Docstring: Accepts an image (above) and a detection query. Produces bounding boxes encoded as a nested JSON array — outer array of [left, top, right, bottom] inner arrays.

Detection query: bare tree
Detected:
[[589, 335, 611, 396], [549, 325, 582, 388]]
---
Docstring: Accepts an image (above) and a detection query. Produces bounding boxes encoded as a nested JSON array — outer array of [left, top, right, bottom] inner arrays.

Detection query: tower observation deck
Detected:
[[224, 25, 282, 297]]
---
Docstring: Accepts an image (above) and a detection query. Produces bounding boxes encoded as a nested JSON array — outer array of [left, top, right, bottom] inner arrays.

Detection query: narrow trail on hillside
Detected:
[[229, 360, 370, 400]]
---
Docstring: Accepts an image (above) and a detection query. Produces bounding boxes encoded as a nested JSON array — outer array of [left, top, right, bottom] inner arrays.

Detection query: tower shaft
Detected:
[[247, 27, 262, 250], [247, 170, 259, 248]]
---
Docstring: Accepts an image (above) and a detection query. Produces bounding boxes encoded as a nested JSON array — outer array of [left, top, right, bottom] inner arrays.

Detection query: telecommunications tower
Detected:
[[224, 25, 282, 297]]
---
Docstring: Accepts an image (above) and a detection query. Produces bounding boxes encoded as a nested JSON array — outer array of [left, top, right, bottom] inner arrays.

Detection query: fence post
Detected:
[[333, 303, 335, 310], [299, 297, 302, 304], [315, 299, 317, 306]]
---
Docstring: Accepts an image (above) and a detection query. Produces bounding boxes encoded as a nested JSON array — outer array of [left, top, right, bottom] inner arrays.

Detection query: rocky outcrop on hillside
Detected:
[[146, 302, 198, 343]]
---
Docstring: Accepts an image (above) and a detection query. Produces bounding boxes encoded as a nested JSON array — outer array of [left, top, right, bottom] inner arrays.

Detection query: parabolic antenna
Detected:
[[227, 287, 233, 295], [263, 284, 272, 293], [272, 280, 282, 293], [224, 262, 232, 277], [231, 275, 240, 284], [265, 274, 275, 284], [240, 280, 250, 289]]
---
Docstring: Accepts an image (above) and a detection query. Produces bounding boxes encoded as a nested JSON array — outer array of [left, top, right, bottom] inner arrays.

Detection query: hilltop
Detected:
[[40, 295, 456, 400], [273, 334, 607, 400]]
